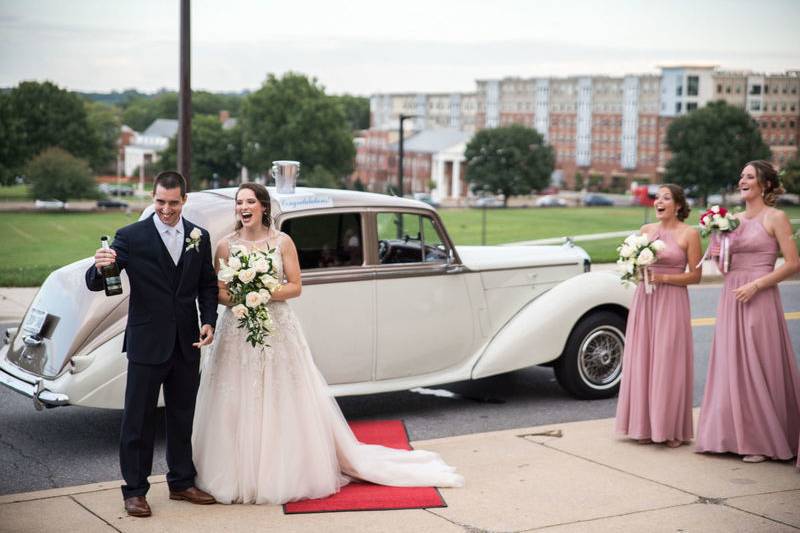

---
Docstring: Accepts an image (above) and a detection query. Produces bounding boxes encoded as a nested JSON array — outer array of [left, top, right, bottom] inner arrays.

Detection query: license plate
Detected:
[[22, 307, 47, 336]]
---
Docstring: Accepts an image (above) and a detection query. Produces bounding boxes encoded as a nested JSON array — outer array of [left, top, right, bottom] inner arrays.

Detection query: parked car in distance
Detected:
[[582, 194, 614, 207], [535, 195, 567, 208], [472, 194, 505, 208], [1, 185, 633, 413], [412, 192, 440, 208], [98, 184, 134, 196], [34, 199, 67, 210], [96, 199, 129, 209]]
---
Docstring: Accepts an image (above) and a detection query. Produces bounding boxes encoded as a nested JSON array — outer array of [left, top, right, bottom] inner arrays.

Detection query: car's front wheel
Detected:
[[554, 310, 626, 400]]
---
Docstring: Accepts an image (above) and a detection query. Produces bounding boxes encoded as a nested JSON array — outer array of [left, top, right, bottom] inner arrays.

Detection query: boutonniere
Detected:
[[185, 227, 202, 252]]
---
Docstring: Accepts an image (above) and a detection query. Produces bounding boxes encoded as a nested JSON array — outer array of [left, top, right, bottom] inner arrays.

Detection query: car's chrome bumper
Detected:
[[0, 366, 70, 410]]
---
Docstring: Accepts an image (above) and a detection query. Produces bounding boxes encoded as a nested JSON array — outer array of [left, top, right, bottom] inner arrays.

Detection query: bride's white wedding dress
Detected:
[[192, 233, 464, 505]]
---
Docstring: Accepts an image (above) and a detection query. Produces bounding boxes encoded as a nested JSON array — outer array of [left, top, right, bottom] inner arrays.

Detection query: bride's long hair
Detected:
[[234, 182, 272, 230]]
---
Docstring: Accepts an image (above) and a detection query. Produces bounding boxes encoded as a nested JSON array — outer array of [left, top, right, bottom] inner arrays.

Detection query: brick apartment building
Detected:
[[354, 66, 800, 203]]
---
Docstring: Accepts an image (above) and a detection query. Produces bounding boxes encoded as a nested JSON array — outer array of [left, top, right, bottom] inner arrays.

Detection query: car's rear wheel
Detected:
[[554, 310, 626, 400]]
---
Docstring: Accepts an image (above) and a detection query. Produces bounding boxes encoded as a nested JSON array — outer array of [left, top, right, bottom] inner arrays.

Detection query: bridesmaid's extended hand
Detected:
[[733, 281, 760, 303]]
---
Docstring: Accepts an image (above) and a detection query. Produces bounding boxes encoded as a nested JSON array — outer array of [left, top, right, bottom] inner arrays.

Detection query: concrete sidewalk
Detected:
[[0, 412, 797, 532]]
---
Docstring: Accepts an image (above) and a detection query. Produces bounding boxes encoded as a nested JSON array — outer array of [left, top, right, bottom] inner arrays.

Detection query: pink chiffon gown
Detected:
[[696, 212, 800, 460], [615, 228, 694, 443]]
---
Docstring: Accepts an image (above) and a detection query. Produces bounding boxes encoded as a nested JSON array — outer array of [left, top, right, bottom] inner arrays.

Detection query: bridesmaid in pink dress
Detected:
[[616, 184, 702, 447], [696, 160, 800, 463]]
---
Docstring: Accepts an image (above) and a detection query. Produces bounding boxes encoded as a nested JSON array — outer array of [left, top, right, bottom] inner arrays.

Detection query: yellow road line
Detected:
[[692, 311, 800, 327]]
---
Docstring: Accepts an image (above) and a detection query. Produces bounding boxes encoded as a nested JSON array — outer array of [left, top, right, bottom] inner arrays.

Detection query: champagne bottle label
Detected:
[[100, 236, 123, 296]]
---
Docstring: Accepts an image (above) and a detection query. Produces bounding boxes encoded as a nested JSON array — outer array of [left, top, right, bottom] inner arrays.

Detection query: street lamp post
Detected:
[[397, 114, 417, 197]]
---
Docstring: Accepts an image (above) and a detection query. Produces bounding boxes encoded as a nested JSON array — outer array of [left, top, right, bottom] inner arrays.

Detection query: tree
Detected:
[[25, 147, 97, 202], [664, 101, 771, 205], [84, 101, 122, 173], [121, 90, 243, 132], [0, 81, 103, 180], [463, 124, 555, 206], [330, 94, 370, 131], [779, 156, 800, 195], [156, 115, 242, 186], [241, 73, 356, 182]]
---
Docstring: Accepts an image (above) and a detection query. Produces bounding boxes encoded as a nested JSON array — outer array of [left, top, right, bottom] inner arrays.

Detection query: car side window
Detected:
[[376, 212, 448, 264], [281, 213, 363, 270]]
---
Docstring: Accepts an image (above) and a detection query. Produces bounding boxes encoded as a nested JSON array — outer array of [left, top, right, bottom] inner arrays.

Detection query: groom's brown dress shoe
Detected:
[[169, 486, 216, 504], [124, 496, 152, 517]]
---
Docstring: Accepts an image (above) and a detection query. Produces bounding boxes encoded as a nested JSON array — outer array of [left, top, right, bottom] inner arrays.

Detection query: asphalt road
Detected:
[[1, 283, 799, 495]]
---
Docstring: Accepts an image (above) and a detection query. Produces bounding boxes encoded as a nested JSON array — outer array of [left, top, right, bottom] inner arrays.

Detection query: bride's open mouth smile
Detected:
[[240, 212, 254, 223]]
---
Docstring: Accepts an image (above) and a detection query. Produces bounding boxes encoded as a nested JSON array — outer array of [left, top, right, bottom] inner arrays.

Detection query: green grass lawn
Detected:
[[0, 211, 137, 286], [1, 206, 799, 286], [0, 185, 31, 201]]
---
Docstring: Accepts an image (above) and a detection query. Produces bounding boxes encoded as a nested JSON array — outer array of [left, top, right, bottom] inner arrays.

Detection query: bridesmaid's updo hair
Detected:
[[746, 160, 785, 207], [235, 182, 272, 230], [659, 183, 691, 221]]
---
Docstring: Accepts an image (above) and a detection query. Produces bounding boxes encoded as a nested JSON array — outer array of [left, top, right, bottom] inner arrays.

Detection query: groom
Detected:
[[86, 171, 218, 517]]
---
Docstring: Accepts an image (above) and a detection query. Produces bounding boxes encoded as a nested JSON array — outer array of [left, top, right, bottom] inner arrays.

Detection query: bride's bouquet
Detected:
[[217, 245, 282, 347], [616, 233, 666, 294], [698, 205, 739, 272]]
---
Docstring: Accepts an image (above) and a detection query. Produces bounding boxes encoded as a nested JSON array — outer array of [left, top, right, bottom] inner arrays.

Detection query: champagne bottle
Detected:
[[100, 236, 123, 296]]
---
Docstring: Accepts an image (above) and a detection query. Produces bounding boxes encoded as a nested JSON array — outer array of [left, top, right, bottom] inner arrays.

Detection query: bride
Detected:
[[192, 183, 464, 504]]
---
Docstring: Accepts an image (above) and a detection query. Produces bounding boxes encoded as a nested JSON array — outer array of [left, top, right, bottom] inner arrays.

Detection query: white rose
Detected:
[[717, 217, 730, 230], [229, 244, 249, 257], [260, 273, 280, 290], [245, 291, 263, 308], [238, 268, 257, 283], [619, 244, 634, 258], [651, 239, 667, 252], [232, 304, 247, 319], [189, 228, 202, 240], [227, 256, 242, 271], [253, 258, 270, 273], [624, 233, 638, 246], [258, 288, 272, 303], [711, 205, 720, 214], [634, 234, 649, 248], [217, 268, 235, 283], [637, 247, 655, 266], [701, 214, 711, 226]]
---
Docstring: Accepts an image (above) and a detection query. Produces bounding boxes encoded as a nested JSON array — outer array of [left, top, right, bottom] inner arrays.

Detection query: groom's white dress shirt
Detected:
[[153, 215, 184, 266]]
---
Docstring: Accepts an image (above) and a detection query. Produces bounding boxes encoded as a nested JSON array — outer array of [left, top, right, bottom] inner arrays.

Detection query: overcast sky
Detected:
[[1, 0, 798, 96]]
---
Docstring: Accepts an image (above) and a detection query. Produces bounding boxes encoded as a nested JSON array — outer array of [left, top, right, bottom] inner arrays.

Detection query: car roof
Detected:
[[196, 186, 431, 215]]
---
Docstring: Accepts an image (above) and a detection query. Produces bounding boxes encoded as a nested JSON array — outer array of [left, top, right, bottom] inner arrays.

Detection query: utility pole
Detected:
[[178, 0, 192, 191]]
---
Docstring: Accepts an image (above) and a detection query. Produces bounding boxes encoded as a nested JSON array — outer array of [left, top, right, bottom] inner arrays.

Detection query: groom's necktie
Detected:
[[165, 228, 181, 265]]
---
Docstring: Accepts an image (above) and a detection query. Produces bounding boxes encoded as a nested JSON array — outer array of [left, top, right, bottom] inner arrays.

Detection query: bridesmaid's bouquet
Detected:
[[698, 205, 740, 272], [217, 245, 282, 347], [616, 233, 666, 293]]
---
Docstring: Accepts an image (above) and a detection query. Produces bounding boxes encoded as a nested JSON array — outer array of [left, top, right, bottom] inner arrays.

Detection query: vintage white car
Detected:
[[0, 186, 633, 410]]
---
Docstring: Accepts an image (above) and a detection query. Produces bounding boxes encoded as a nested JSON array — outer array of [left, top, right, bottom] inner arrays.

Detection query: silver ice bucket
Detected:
[[271, 160, 300, 194]]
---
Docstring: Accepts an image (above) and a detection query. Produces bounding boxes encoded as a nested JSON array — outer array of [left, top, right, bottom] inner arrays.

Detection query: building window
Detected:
[[750, 84, 762, 95], [676, 84, 683, 96], [676, 102, 682, 113], [736, 85, 742, 94], [687, 102, 698, 112], [687, 76, 699, 96], [726, 85, 731, 94], [750, 101, 761, 112], [717, 84, 722, 93], [764, 84, 769, 94]]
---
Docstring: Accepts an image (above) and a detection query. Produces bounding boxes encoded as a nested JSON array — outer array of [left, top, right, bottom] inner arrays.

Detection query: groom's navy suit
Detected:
[[86, 214, 218, 498]]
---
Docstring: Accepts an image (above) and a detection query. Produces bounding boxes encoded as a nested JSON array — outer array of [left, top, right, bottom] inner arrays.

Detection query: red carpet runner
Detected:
[[282, 420, 447, 514]]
